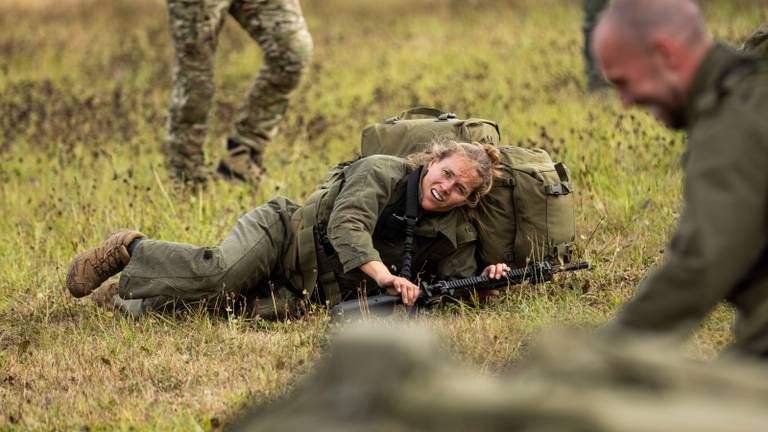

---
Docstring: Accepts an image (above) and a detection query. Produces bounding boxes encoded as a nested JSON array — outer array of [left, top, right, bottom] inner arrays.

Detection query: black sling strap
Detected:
[[400, 166, 422, 281]]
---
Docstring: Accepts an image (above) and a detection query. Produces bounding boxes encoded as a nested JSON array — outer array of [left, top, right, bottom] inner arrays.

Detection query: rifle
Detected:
[[330, 261, 589, 320]]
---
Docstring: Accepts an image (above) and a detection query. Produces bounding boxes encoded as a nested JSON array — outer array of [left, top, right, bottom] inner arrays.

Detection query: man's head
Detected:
[[593, 0, 712, 129]]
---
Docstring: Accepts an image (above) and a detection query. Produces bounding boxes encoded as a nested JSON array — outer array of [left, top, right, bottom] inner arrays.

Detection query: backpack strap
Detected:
[[398, 106, 446, 120], [400, 166, 422, 280], [386, 107, 454, 124], [543, 163, 572, 196]]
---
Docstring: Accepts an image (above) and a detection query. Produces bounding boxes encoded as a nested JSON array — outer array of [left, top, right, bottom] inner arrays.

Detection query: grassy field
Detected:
[[1, 0, 765, 429]]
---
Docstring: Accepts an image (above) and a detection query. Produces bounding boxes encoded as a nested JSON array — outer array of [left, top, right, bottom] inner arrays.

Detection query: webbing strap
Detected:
[[554, 162, 569, 183], [544, 163, 571, 196], [316, 255, 342, 305], [398, 106, 446, 120], [400, 166, 422, 280], [292, 190, 324, 299]]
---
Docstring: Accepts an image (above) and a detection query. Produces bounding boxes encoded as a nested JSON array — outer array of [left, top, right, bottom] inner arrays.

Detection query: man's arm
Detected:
[[610, 112, 768, 335]]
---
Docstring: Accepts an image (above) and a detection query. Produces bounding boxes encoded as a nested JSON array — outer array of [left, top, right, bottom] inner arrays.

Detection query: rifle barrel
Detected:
[[552, 261, 590, 273]]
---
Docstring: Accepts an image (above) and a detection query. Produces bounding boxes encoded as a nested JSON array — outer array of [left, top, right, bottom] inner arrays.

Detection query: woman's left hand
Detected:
[[481, 263, 510, 279], [478, 263, 510, 298]]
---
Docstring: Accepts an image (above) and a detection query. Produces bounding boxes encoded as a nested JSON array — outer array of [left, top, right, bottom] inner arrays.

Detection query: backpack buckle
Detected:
[[544, 183, 569, 196], [436, 113, 457, 121]]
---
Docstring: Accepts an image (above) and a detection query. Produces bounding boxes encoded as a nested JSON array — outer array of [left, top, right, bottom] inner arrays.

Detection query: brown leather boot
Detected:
[[90, 280, 119, 310], [66, 229, 144, 298], [216, 139, 264, 185]]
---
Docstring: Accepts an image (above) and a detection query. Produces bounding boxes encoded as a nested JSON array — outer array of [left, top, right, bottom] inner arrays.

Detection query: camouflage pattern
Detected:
[[165, 0, 313, 183], [582, 0, 609, 91], [742, 23, 768, 56], [231, 325, 768, 432]]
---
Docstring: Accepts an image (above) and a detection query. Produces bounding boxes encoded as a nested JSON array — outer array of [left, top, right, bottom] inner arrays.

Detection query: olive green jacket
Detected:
[[285, 155, 478, 304], [611, 44, 768, 356]]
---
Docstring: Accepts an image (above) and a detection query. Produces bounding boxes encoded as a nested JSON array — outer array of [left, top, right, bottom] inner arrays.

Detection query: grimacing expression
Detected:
[[596, 34, 687, 129], [420, 154, 482, 212]]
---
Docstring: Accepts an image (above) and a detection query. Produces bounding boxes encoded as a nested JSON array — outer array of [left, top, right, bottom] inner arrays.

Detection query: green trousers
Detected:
[[114, 197, 299, 317]]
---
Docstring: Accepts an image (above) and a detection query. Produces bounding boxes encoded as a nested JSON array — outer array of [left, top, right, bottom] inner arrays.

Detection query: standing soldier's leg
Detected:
[[218, 0, 313, 184], [583, 0, 609, 92], [742, 23, 768, 56], [165, 0, 230, 184]]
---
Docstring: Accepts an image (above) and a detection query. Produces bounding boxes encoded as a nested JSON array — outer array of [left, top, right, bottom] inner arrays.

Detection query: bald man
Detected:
[[593, 0, 768, 358]]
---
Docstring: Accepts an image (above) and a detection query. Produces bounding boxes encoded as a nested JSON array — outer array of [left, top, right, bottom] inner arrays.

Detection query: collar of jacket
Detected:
[[685, 42, 748, 127]]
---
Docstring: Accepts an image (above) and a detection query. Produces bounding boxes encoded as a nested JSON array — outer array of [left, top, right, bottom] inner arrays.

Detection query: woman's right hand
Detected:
[[378, 274, 421, 306], [359, 261, 421, 306]]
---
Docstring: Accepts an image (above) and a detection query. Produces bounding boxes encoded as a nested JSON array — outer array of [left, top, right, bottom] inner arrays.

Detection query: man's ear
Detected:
[[426, 158, 436, 170], [650, 35, 680, 69]]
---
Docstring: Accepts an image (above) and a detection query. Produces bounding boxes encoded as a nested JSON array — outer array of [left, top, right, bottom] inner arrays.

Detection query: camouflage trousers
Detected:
[[166, 0, 313, 182], [743, 23, 768, 56], [582, 0, 609, 91]]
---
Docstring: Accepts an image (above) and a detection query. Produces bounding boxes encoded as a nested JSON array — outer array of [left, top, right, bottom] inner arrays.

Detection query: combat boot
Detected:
[[90, 280, 119, 311], [168, 158, 211, 187], [216, 138, 264, 185], [66, 229, 144, 298]]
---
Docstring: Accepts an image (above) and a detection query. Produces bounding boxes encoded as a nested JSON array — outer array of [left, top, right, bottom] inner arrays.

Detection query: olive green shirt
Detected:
[[611, 44, 768, 356], [287, 155, 478, 301]]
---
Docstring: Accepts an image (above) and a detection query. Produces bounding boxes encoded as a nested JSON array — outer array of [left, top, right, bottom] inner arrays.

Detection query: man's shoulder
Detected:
[[694, 59, 768, 134], [726, 55, 768, 103], [687, 64, 768, 167]]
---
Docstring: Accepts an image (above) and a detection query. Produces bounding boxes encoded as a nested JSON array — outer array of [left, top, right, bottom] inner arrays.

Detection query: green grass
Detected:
[[1, 0, 765, 429]]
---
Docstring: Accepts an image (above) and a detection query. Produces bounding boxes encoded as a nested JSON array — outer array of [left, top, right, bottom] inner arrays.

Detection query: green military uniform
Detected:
[[165, 0, 313, 182], [115, 156, 478, 316], [582, 0, 609, 91], [743, 23, 768, 56], [232, 325, 768, 432], [605, 44, 768, 357]]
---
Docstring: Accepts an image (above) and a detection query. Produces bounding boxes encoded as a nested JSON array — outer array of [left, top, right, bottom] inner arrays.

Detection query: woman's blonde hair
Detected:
[[407, 136, 501, 207]]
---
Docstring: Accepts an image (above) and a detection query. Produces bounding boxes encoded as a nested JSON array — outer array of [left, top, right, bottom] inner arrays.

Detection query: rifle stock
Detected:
[[330, 261, 589, 320]]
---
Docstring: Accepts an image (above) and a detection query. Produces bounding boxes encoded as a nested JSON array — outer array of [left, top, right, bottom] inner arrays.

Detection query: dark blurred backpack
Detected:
[[361, 107, 575, 267]]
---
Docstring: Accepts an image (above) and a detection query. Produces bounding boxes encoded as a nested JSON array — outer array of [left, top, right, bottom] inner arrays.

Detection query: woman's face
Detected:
[[420, 153, 481, 212]]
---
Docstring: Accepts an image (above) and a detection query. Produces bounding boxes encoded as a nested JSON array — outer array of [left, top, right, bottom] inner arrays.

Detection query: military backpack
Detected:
[[361, 106, 501, 156], [360, 107, 575, 267]]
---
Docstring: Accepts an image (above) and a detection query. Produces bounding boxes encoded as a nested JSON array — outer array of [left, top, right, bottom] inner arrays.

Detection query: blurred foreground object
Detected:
[[230, 324, 768, 432], [742, 23, 768, 56]]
